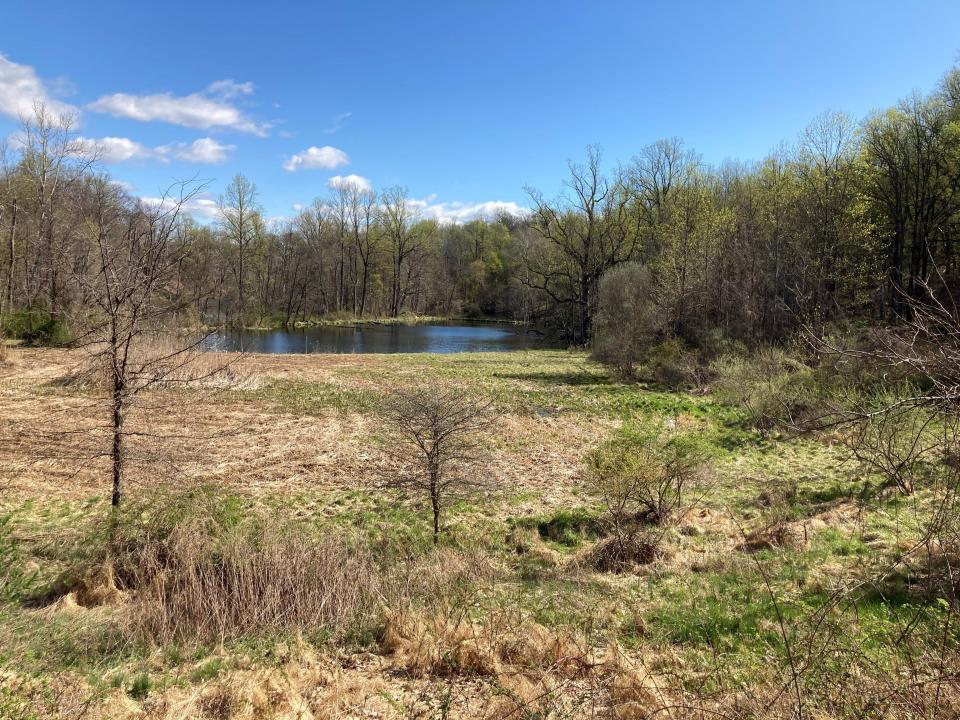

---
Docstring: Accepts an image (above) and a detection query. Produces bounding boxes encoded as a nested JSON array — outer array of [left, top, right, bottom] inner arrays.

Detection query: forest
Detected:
[[2, 65, 958, 348]]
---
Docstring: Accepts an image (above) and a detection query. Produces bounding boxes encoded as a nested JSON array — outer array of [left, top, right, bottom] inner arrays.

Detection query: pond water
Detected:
[[204, 322, 556, 354]]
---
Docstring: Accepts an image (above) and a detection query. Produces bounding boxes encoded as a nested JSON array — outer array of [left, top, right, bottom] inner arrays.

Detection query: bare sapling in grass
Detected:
[[65, 178, 237, 507], [381, 384, 498, 543], [584, 424, 708, 572], [844, 401, 943, 495], [814, 276, 960, 493]]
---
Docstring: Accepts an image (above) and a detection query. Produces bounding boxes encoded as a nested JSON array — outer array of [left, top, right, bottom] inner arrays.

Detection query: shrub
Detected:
[[646, 337, 704, 389], [381, 385, 497, 542], [585, 424, 709, 528], [844, 401, 942, 495], [710, 348, 821, 434], [0, 310, 69, 346], [592, 263, 665, 380], [584, 424, 708, 572]]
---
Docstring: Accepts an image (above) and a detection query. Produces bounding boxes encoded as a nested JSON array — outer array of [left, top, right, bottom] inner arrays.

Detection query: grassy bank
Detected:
[[0, 347, 955, 718]]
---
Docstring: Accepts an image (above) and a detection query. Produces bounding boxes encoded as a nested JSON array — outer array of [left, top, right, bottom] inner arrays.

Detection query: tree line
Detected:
[[1, 64, 959, 346]]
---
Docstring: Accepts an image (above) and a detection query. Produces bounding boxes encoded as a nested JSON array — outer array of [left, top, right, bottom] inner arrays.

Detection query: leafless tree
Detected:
[[70, 178, 226, 506], [381, 385, 498, 542], [524, 146, 640, 344], [380, 185, 423, 318], [16, 103, 95, 318], [219, 174, 261, 323]]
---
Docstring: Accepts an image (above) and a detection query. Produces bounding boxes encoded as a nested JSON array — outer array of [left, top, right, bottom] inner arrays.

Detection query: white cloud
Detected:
[[283, 145, 349, 172], [78, 136, 234, 164], [327, 174, 372, 192], [204, 79, 254, 99], [0, 54, 77, 120], [406, 197, 527, 224], [88, 80, 268, 135], [79, 136, 162, 163], [168, 137, 235, 163], [139, 192, 220, 221]]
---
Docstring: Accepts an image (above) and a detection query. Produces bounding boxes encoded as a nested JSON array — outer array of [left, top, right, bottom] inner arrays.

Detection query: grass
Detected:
[[1, 346, 957, 718]]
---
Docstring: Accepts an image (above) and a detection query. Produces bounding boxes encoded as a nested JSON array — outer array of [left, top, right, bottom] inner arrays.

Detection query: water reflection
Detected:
[[204, 322, 555, 354]]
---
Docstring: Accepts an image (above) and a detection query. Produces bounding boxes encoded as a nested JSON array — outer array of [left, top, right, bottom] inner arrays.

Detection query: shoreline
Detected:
[[209, 315, 531, 332]]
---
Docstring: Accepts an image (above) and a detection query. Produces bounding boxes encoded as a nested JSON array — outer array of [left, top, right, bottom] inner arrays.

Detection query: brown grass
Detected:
[[0, 347, 599, 514], [581, 534, 664, 573], [124, 522, 378, 644]]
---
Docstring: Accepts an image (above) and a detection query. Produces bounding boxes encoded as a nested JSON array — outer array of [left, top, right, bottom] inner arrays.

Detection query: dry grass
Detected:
[[126, 523, 377, 643], [0, 347, 600, 513]]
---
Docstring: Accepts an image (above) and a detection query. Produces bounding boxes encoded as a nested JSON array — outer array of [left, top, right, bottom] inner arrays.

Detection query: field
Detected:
[[0, 347, 953, 719]]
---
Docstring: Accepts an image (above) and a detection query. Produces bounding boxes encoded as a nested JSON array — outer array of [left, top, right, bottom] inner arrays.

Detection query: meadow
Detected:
[[0, 346, 952, 719]]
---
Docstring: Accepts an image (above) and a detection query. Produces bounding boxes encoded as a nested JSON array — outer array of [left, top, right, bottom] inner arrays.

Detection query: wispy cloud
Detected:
[[282, 145, 349, 172], [0, 54, 77, 119], [324, 111, 352, 134], [88, 80, 268, 135]]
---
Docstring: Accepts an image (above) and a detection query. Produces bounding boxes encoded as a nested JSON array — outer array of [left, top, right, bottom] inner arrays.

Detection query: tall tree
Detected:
[[525, 146, 640, 343], [219, 174, 261, 322]]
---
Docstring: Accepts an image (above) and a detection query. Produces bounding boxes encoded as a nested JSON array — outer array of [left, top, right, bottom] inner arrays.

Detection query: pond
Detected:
[[204, 322, 557, 354]]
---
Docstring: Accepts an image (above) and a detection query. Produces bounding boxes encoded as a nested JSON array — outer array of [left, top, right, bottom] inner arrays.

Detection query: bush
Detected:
[[844, 399, 942, 495], [585, 424, 709, 528], [646, 338, 705, 389], [710, 348, 821, 434], [0, 310, 69, 345], [592, 263, 665, 380], [584, 424, 708, 573]]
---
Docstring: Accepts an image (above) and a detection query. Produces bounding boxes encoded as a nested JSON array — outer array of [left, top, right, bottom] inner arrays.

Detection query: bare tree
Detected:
[[16, 103, 94, 319], [524, 146, 640, 343], [219, 174, 261, 323], [70, 178, 222, 506], [380, 185, 422, 317], [382, 385, 497, 542]]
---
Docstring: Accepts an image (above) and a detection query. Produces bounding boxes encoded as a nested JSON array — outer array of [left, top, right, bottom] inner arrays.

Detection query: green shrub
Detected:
[[585, 423, 710, 529], [1, 310, 70, 346], [592, 263, 665, 380], [646, 337, 705, 389], [710, 348, 821, 434]]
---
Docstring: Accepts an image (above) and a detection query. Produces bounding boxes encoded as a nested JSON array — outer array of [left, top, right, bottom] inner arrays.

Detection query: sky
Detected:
[[1, 0, 959, 224]]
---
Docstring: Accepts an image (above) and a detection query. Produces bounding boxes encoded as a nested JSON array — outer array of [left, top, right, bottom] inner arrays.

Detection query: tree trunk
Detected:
[[4, 198, 16, 316], [111, 375, 125, 507], [430, 472, 440, 544]]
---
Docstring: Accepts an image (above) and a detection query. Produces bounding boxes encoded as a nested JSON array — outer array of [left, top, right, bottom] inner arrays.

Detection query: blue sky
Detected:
[[2, 0, 959, 223]]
